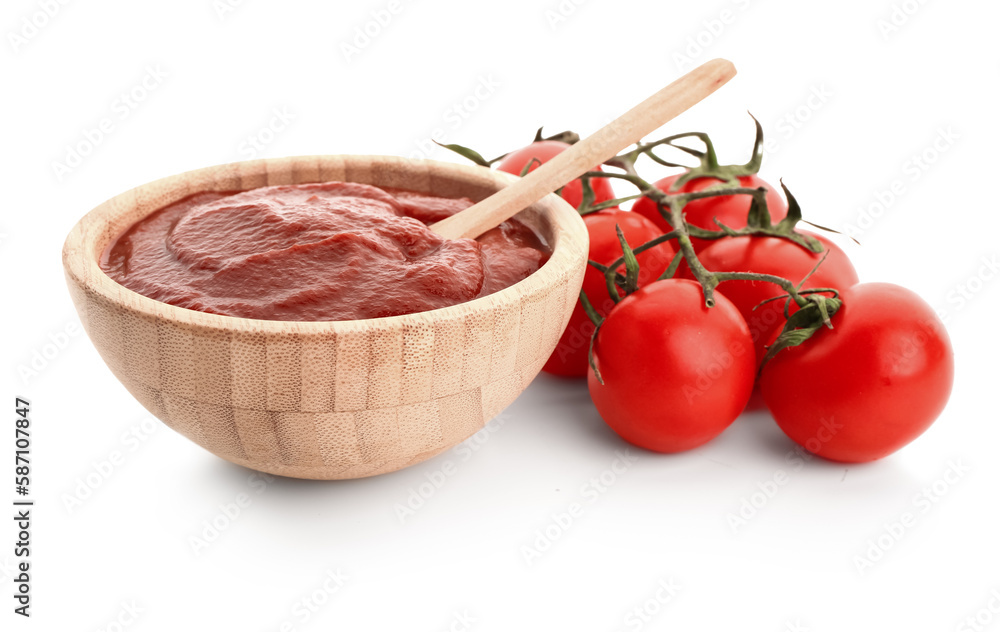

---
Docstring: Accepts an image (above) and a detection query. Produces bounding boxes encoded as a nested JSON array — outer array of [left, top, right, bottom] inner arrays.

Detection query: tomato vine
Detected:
[[441, 116, 849, 373]]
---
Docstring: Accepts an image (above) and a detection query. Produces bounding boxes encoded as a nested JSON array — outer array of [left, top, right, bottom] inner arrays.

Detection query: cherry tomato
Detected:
[[760, 283, 954, 463], [632, 174, 787, 251], [588, 279, 756, 452], [693, 231, 859, 364], [496, 140, 616, 210], [543, 210, 675, 377]]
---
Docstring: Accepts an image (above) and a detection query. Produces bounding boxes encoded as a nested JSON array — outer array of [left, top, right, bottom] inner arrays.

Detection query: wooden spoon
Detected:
[[429, 58, 737, 241]]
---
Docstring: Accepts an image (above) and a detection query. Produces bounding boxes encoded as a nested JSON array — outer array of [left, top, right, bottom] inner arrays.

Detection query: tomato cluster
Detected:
[[448, 124, 954, 463]]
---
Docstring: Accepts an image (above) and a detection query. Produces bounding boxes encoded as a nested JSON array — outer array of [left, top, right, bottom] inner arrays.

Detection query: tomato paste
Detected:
[[101, 181, 550, 321]]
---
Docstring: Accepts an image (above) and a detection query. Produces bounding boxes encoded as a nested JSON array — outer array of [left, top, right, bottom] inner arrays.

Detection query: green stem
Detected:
[[591, 172, 810, 308], [583, 133, 833, 311], [579, 290, 603, 327], [712, 271, 812, 309], [600, 231, 679, 304], [664, 197, 721, 306]]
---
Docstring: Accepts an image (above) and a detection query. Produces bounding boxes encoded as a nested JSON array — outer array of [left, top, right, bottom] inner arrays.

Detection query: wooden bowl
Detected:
[[62, 155, 588, 480]]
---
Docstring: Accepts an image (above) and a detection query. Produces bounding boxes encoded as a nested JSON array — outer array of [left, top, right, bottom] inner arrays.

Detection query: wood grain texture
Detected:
[[62, 155, 589, 480]]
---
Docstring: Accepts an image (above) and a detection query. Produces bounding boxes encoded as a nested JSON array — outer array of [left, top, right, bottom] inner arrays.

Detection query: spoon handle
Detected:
[[429, 58, 737, 241]]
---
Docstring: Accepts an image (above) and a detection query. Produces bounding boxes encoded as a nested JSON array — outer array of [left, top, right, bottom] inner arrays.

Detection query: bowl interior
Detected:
[[65, 154, 585, 333]]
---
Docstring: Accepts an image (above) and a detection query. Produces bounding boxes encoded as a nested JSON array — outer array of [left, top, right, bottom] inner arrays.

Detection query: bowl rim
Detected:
[[62, 154, 589, 334]]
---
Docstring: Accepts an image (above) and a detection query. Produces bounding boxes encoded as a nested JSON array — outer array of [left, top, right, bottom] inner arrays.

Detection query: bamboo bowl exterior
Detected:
[[62, 155, 588, 480]]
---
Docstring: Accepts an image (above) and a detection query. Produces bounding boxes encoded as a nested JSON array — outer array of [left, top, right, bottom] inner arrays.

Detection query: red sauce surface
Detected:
[[101, 181, 550, 321]]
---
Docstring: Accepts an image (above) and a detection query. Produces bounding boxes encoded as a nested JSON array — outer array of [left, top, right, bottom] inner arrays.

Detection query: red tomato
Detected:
[[543, 210, 675, 377], [632, 174, 787, 251], [588, 279, 755, 452], [496, 140, 616, 210], [693, 232, 859, 365], [760, 283, 954, 463]]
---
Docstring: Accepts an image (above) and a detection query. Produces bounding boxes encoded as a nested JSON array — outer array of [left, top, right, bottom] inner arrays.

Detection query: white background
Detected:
[[3, 0, 999, 630]]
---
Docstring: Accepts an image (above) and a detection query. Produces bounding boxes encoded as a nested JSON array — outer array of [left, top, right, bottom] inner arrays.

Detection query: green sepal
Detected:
[[759, 297, 843, 371], [615, 224, 641, 295], [588, 321, 604, 385], [576, 176, 596, 212], [668, 114, 764, 191], [433, 141, 491, 167], [533, 127, 580, 145], [579, 289, 603, 328], [745, 188, 772, 229]]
